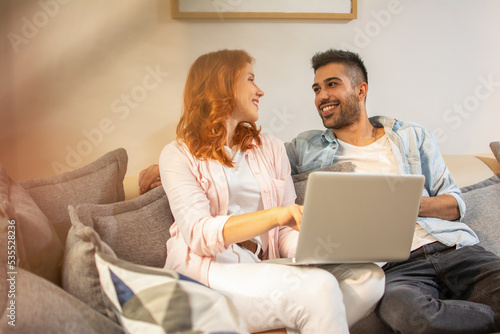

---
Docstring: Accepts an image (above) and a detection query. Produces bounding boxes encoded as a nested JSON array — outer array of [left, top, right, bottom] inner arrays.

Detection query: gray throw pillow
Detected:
[[75, 186, 173, 268], [0, 164, 64, 285], [0, 268, 124, 334], [293, 162, 353, 205], [62, 205, 117, 319], [460, 173, 500, 194], [490, 141, 500, 164], [20, 148, 128, 245], [461, 178, 500, 256]]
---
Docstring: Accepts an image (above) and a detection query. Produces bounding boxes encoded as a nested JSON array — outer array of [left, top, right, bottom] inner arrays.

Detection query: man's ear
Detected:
[[356, 82, 368, 101]]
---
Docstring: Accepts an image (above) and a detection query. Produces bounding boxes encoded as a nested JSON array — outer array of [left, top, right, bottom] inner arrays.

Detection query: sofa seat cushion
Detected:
[[75, 186, 173, 268], [95, 252, 247, 334]]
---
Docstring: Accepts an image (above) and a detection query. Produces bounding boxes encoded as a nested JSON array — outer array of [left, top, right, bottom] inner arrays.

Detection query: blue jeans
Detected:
[[376, 242, 500, 334]]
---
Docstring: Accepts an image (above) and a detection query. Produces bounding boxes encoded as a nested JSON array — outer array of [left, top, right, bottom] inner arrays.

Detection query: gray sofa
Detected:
[[1, 142, 500, 333]]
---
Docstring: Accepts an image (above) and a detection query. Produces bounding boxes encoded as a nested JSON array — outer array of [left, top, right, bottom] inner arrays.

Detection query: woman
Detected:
[[159, 49, 384, 334]]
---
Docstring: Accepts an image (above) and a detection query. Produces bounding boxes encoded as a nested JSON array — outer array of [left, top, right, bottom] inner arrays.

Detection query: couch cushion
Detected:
[[0, 267, 124, 334], [75, 186, 172, 268], [62, 205, 118, 319], [20, 147, 128, 245], [0, 164, 64, 285], [461, 173, 500, 256], [490, 141, 500, 165], [95, 252, 246, 334], [293, 162, 353, 205]]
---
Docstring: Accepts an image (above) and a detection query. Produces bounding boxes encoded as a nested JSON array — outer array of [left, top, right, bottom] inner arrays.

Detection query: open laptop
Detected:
[[267, 172, 425, 265]]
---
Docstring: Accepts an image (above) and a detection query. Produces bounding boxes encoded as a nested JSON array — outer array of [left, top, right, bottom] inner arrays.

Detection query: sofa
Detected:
[[1, 142, 499, 334]]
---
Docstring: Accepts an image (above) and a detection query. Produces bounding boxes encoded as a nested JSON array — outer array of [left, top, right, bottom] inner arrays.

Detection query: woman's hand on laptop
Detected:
[[276, 204, 303, 231]]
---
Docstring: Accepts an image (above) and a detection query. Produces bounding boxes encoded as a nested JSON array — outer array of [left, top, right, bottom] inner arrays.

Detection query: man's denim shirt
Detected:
[[285, 115, 479, 249]]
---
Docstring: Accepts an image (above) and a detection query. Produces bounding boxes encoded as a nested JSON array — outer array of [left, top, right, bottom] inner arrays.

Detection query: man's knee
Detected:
[[377, 286, 436, 334]]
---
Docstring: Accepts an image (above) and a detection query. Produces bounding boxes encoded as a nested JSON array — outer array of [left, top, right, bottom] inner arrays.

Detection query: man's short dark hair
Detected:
[[311, 49, 368, 88]]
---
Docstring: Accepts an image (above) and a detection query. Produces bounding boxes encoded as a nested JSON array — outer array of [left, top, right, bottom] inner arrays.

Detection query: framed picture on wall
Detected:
[[171, 0, 357, 20]]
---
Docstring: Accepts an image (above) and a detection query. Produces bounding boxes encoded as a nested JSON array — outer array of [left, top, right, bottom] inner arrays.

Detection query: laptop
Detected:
[[266, 172, 425, 265]]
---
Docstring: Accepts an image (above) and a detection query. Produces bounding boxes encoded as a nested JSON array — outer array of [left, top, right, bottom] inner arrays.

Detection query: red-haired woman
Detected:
[[159, 49, 384, 334]]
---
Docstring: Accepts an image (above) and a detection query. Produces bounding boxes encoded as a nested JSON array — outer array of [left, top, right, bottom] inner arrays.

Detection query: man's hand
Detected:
[[419, 195, 460, 221], [139, 164, 162, 194]]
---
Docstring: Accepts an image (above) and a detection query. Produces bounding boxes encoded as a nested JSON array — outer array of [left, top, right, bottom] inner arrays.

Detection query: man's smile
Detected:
[[319, 101, 340, 116]]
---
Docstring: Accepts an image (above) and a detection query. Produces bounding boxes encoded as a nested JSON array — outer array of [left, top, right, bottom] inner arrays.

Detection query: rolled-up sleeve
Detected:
[[419, 128, 466, 220]]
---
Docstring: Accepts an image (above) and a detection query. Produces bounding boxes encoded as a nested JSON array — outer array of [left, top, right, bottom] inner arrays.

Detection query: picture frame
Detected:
[[171, 0, 357, 20]]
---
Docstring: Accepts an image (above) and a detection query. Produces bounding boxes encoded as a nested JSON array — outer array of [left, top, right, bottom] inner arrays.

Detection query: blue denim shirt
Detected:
[[285, 116, 479, 248]]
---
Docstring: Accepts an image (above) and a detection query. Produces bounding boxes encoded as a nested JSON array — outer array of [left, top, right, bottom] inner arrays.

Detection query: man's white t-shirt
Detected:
[[334, 135, 437, 254]]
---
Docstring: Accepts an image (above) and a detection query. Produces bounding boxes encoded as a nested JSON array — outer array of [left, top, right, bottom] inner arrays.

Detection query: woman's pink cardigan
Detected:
[[159, 134, 299, 285]]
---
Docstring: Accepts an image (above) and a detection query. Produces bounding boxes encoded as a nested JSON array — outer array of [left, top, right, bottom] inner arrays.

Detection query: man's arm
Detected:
[[416, 125, 465, 221], [419, 194, 460, 221], [139, 164, 162, 194]]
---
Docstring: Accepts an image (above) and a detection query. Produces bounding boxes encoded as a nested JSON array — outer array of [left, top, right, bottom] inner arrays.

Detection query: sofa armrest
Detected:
[[475, 154, 500, 174], [442, 154, 496, 188]]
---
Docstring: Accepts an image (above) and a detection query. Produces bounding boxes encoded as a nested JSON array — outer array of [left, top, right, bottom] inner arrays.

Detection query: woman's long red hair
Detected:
[[176, 49, 261, 167]]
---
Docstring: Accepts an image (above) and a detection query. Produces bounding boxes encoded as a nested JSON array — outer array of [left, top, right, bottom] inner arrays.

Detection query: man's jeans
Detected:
[[377, 242, 500, 334]]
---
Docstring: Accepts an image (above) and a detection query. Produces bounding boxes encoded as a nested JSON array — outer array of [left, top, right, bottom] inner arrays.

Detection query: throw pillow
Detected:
[[75, 186, 173, 268], [0, 163, 64, 285], [490, 141, 500, 164], [95, 252, 247, 334], [293, 162, 353, 205], [460, 172, 500, 194], [0, 267, 124, 334], [20, 147, 128, 245], [62, 205, 118, 319], [461, 178, 500, 256]]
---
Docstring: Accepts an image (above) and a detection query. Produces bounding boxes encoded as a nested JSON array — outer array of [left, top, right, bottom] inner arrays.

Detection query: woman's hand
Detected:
[[275, 204, 303, 231], [139, 164, 162, 194], [223, 204, 304, 246]]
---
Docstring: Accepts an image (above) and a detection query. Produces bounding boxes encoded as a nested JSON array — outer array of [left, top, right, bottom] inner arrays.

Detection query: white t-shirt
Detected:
[[334, 135, 437, 256], [216, 147, 266, 263]]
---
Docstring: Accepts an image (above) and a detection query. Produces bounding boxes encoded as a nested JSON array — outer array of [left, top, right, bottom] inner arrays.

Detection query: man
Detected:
[[287, 49, 500, 334], [139, 49, 500, 333]]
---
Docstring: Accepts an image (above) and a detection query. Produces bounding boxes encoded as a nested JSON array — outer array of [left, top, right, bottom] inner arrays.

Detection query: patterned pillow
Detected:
[[95, 252, 248, 334]]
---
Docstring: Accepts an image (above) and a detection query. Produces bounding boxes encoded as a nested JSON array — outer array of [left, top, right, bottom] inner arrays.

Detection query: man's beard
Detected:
[[321, 93, 361, 129]]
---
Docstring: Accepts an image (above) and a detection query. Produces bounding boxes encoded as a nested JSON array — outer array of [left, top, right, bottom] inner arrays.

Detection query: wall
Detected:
[[1, 0, 499, 181]]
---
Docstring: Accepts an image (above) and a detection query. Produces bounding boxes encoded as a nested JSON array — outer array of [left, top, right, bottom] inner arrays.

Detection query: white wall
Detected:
[[1, 0, 499, 181]]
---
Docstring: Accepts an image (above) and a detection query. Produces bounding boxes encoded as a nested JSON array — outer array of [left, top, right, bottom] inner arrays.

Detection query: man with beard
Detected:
[[285, 49, 500, 334], [138, 49, 500, 333]]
